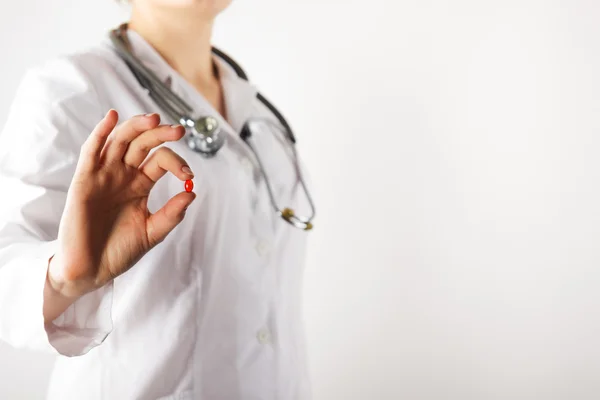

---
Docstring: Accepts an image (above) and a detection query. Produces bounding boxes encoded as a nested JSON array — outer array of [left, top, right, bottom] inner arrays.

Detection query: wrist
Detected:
[[44, 256, 79, 323], [46, 254, 89, 300]]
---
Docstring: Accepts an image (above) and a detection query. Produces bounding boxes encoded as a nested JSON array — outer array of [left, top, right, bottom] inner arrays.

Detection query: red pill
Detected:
[[184, 179, 194, 193]]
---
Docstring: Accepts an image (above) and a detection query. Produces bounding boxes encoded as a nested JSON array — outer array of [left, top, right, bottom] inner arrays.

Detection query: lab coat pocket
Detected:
[[155, 390, 194, 400]]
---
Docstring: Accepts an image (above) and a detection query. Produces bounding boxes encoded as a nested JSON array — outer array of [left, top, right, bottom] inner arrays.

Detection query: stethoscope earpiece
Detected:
[[281, 208, 313, 231]]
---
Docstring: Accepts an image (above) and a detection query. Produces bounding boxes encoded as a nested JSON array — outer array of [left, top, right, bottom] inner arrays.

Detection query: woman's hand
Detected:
[[45, 110, 195, 311]]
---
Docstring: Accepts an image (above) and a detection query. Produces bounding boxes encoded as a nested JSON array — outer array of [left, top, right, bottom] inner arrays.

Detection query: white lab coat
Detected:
[[0, 30, 311, 400]]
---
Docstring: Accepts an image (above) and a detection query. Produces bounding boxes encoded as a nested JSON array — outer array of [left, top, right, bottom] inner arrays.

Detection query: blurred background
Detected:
[[2, 0, 600, 399]]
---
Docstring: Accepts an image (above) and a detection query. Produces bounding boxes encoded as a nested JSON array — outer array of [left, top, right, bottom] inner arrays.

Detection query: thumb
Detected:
[[146, 191, 196, 247]]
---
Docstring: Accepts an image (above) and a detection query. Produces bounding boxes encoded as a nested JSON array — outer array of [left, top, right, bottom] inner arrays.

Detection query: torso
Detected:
[[46, 37, 312, 400]]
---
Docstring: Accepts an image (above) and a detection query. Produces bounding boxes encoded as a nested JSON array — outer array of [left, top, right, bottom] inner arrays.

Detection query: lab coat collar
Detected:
[[215, 57, 259, 134], [125, 29, 174, 88]]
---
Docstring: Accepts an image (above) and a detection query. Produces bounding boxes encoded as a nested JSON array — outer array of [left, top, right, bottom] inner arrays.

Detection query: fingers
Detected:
[[146, 191, 196, 247], [139, 147, 194, 184], [78, 110, 119, 171], [123, 124, 185, 168], [101, 113, 161, 163]]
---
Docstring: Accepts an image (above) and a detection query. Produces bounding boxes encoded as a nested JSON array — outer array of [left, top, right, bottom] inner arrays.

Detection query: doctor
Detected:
[[0, 0, 313, 399]]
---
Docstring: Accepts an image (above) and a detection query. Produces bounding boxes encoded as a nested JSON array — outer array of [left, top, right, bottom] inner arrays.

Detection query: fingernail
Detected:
[[145, 113, 155, 117], [171, 124, 182, 129], [182, 166, 193, 176]]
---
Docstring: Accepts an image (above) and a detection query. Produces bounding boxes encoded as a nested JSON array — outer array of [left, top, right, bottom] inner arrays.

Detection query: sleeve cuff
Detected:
[[0, 240, 114, 356], [45, 279, 114, 357]]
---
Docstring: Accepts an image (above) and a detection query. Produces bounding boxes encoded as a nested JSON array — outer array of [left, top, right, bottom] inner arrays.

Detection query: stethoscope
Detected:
[[109, 24, 315, 231]]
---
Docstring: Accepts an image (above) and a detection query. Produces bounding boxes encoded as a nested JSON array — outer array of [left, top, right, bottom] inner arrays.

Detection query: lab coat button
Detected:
[[257, 328, 271, 345], [255, 240, 270, 257], [240, 157, 253, 173]]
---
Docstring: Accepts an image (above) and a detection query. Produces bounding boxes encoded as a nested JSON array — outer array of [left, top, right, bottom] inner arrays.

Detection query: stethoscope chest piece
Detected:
[[183, 116, 225, 157]]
